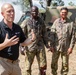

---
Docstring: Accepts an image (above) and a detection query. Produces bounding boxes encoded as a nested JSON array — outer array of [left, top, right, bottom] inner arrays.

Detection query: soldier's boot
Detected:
[[40, 66, 46, 75]]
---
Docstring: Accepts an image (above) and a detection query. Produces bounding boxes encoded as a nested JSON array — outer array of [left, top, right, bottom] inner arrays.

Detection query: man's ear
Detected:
[[1, 12, 4, 16]]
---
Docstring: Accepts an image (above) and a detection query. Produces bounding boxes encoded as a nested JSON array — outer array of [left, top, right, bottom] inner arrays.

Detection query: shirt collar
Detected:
[[59, 18, 68, 23], [1, 19, 14, 30]]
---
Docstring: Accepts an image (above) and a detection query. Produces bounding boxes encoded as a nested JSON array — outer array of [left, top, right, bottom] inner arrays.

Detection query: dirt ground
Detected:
[[19, 45, 76, 75]]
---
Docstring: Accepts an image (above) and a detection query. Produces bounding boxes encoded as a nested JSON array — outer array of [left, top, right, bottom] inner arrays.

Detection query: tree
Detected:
[[51, 0, 64, 6], [18, 0, 30, 11], [68, 1, 75, 6], [47, 0, 52, 6], [28, 0, 32, 7]]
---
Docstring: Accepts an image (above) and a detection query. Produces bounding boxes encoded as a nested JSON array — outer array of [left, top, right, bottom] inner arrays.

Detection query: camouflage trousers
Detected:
[[25, 48, 47, 75], [51, 51, 69, 75]]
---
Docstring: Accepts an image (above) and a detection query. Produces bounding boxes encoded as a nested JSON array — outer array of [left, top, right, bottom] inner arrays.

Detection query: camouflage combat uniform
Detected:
[[20, 17, 48, 75], [50, 18, 75, 75]]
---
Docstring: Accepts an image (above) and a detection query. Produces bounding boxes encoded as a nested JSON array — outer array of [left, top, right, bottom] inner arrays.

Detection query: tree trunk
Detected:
[[47, 0, 52, 6], [29, 0, 32, 7]]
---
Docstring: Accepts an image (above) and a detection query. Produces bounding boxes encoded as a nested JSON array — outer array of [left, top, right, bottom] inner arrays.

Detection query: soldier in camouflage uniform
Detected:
[[50, 7, 75, 75], [20, 6, 50, 75]]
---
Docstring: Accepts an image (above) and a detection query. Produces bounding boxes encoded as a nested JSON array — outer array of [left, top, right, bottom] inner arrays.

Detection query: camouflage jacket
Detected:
[[20, 17, 48, 51], [51, 18, 75, 51]]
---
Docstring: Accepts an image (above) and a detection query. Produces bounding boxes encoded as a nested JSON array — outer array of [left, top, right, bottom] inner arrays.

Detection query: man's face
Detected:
[[60, 9, 68, 19], [31, 7, 38, 18], [2, 5, 15, 23]]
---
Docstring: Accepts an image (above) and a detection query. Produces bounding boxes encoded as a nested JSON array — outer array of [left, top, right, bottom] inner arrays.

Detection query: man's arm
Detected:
[[67, 22, 75, 55], [41, 20, 50, 48], [20, 19, 28, 35], [20, 29, 36, 46], [50, 20, 57, 46], [49, 20, 57, 52], [20, 18, 35, 55], [69, 22, 75, 49]]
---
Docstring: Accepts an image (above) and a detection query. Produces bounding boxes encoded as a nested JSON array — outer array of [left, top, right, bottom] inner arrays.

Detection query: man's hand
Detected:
[[20, 46, 25, 55], [0, 33, 19, 50], [4, 33, 19, 47], [67, 48, 73, 55]]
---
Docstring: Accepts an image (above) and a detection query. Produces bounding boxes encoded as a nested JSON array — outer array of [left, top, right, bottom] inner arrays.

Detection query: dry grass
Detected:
[[19, 45, 76, 75]]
